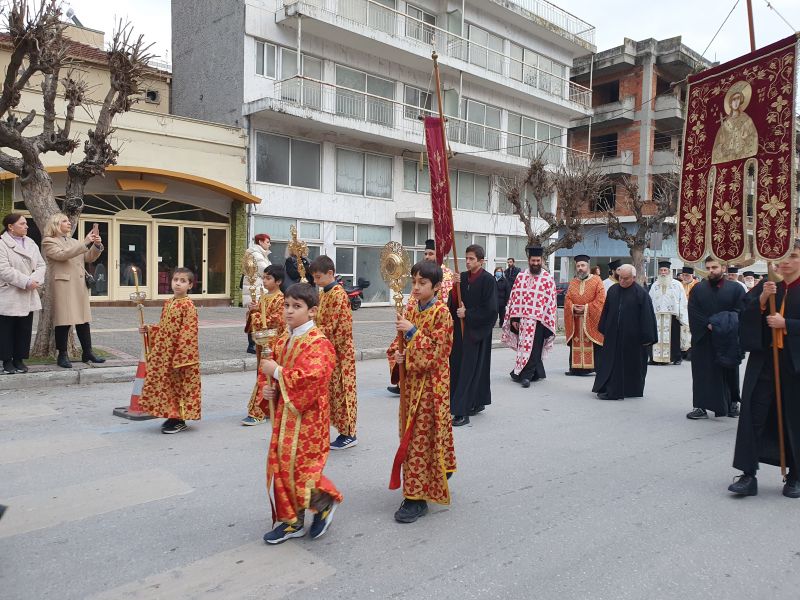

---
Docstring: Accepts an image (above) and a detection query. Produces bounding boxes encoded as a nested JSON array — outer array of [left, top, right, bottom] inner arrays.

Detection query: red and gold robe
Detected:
[[317, 284, 358, 437], [247, 291, 285, 420], [387, 300, 456, 504], [564, 274, 605, 370], [268, 326, 343, 524], [139, 296, 201, 420]]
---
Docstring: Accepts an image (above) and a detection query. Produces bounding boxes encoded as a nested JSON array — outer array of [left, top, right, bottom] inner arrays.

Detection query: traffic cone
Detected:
[[113, 351, 156, 420]]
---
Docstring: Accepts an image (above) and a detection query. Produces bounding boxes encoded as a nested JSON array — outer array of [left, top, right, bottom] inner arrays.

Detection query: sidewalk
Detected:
[[4, 306, 558, 390]]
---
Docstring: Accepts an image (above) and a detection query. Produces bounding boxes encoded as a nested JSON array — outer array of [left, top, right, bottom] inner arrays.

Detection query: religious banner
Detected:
[[424, 116, 454, 265], [678, 34, 798, 264]]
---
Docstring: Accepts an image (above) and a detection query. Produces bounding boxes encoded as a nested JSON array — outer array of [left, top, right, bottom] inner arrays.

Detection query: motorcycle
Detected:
[[336, 275, 370, 310]]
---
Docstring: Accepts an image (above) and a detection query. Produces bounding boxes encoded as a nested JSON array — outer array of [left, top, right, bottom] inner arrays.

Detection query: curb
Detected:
[[0, 337, 565, 390]]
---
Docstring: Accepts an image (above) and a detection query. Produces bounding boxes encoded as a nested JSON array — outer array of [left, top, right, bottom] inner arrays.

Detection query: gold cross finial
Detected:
[[288, 225, 309, 279]]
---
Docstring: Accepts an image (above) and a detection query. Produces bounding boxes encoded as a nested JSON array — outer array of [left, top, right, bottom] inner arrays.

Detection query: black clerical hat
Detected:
[[526, 245, 543, 257], [574, 254, 590, 263], [424, 239, 436, 251], [658, 261, 671, 269], [608, 259, 622, 270], [727, 266, 739, 273], [743, 270, 755, 277], [681, 266, 694, 275]]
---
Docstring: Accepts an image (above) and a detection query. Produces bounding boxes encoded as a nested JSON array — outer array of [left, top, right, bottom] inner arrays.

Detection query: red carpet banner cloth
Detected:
[[424, 116, 454, 265], [678, 34, 798, 263]]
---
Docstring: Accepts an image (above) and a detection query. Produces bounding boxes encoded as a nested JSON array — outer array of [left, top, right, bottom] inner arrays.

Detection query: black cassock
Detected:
[[688, 278, 746, 416], [592, 283, 658, 399], [449, 269, 498, 417], [733, 279, 800, 476]]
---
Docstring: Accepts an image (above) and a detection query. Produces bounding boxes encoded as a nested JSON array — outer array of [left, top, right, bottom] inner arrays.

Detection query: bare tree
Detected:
[[604, 173, 679, 284], [0, 0, 153, 356], [501, 153, 609, 262]]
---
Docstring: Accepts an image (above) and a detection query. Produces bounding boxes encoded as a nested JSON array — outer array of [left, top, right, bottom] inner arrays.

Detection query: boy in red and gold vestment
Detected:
[[388, 261, 456, 523], [241, 265, 286, 425], [138, 268, 201, 434], [260, 283, 343, 544], [309, 255, 358, 450]]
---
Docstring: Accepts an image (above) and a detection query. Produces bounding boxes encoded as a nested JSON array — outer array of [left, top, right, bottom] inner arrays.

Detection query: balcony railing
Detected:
[[283, 0, 591, 109], [504, 0, 595, 46], [272, 76, 581, 166]]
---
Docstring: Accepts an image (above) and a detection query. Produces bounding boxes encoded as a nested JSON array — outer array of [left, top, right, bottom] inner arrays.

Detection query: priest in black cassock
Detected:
[[592, 264, 658, 400], [449, 244, 498, 427], [728, 240, 800, 498], [686, 256, 746, 420]]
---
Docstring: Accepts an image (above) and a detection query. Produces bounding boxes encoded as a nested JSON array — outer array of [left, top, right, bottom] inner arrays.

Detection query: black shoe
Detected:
[[12, 359, 28, 373], [246, 343, 256, 354], [0, 504, 6, 521], [564, 371, 577, 376], [727, 403, 740, 418], [387, 385, 401, 395], [2, 360, 15, 374], [509, 370, 520, 382], [597, 392, 623, 400], [161, 419, 188, 434], [728, 474, 757, 496], [686, 408, 708, 420], [673, 359, 682, 365], [263, 521, 306, 544], [394, 499, 428, 523], [57, 351, 72, 369], [783, 478, 800, 499], [309, 501, 338, 539], [468, 405, 485, 416], [452, 415, 470, 427], [82, 351, 105, 364], [520, 378, 531, 388]]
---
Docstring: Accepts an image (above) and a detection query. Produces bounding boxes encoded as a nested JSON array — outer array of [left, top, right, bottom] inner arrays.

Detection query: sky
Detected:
[[64, 0, 800, 67]]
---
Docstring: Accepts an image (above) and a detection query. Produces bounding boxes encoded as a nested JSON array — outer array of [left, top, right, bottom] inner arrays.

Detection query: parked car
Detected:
[[556, 282, 568, 308]]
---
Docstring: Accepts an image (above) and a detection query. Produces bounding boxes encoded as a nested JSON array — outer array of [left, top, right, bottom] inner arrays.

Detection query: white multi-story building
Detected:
[[172, 0, 595, 303]]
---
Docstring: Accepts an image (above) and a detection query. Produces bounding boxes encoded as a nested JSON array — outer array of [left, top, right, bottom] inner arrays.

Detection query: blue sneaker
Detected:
[[241, 416, 264, 426], [309, 502, 338, 539], [330, 435, 358, 450], [263, 522, 306, 545]]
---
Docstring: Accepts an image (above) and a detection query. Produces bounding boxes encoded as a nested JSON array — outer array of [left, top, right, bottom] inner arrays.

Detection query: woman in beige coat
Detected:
[[0, 213, 46, 374], [42, 213, 105, 368]]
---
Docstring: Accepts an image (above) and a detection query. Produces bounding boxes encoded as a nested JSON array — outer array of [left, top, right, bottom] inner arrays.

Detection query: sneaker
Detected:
[[452, 415, 470, 427], [309, 501, 338, 539], [241, 416, 264, 426], [727, 403, 740, 418], [686, 408, 708, 420], [2, 360, 15, 374], [330, 435, 358, 450], [12, 359, 28, 373], [728, 474, 757, 496], [263, 522, 306, 545], [394, 499, 428, 524], [161, 419, 188, 434]]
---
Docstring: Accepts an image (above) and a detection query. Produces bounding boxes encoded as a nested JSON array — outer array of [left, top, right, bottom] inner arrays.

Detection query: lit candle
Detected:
[[132, 266, 140, 293]]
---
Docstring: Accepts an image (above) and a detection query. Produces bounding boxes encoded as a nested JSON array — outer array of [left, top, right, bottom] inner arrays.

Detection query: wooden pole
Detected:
[[431, 51, 464, 332], [768, 279, 787, 480], [746, 0, 756, 52]]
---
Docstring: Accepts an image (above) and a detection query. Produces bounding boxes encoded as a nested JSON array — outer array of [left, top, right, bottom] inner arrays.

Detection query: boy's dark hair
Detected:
[[465, 244, 485, 260], [172, 267, 195, 283], [264, 264, 285, 282], [285, 282, 319, 308], [309, 255, 335, 275], [411, 260, 442, 286]]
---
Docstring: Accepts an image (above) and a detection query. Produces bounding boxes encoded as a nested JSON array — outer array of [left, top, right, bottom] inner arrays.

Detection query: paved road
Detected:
[[2, 347, 796, 599]]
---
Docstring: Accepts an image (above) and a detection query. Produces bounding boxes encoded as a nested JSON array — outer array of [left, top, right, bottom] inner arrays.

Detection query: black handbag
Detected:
[[84, 273, 96, 289]]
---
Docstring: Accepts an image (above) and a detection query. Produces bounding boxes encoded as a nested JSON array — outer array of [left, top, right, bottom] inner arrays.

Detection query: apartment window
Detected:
[[591, 133, 618, 158], [404, 84, 433, 120], [335, 65, 395, 127], [508, 114, 563, 165], [508, 45, 566, 98], [593, 80, 620, 106], [255, 133, 320, 189], [456, 171, 489, 211], [468, 24, 503, 74], [593, 186, 616, 212], [336, 148, 393, 199], [461, 98, 501, 150], [403, 159, 431, 193], [654, 131, 672, 152], [406, 4, 436, 44], [278, 49, 323, 109], [255, 41, 276, 78], [497, 177, 516, 214]]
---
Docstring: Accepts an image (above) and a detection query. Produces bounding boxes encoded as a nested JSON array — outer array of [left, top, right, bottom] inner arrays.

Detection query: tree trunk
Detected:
[[630, 245, 647, 285], [20, 167, 79, 359]]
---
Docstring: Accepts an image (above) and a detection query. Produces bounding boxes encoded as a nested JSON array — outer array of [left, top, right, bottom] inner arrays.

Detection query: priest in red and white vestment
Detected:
[[501, 245, 557, 388]]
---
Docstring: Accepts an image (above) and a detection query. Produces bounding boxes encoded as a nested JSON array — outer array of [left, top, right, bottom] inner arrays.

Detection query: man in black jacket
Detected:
[[504, 257, 520, 289], [449, 244, 498, 426], [686, 256, 745, 420]]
